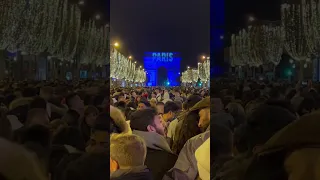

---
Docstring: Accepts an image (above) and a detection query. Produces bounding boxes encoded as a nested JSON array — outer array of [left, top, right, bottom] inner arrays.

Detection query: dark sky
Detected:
[[110, 0, 210, 70], [225, 0, 281, 34], [76, 0, 110, 25]]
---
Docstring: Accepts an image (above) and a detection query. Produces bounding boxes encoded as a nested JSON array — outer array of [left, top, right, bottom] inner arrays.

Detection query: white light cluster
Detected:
[[110, 47, 146, 83], [0, 0, 109, 67]]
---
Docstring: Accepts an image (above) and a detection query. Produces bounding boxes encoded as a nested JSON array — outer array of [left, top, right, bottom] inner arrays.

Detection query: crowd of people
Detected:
[[3, 78, 318, 180], [110, 87, 210, 180], [0, 80, 110, 180], [0, 80, 211, 180], [212, 79, 320, 180]]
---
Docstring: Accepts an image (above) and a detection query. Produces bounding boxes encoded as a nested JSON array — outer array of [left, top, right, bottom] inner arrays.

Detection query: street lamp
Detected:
[[202, 56, 206, 60], [114, 42, 119, 47], [187, 66, 190, 69], [95, 14, 101, 20], [134, 61, 137, 64], [129, 56, 132, 59], [248, 15, 255, 22], [139, 66, 142, 68]]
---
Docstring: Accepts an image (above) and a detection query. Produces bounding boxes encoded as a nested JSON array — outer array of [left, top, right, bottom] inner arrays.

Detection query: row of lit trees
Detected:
[[110, 42, 146, 84], [230, 0, 320, 80], [181, 56, 210, 84], [0, 0, 109, 80]]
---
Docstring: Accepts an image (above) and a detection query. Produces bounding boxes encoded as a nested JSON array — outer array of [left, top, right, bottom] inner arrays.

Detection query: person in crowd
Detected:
[[138, 99, 151, 110], [195, 137, 210, 180], [130, 108, 177, 180], [156, 102, 165, 115], [0, 137, 49, 180], [65, 93, 85, 118], [110, 133, 153, 180], [62, 153, 109, 180]]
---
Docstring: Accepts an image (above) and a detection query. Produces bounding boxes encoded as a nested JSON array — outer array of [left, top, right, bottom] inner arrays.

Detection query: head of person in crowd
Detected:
[[83, 105, 99, 128], [62, 153, 109, 180], [212, 123, 233, 159], [110, 134, 151, 179], [297, 97, 317, 116], [26, 108, 50, 127], [130, 108, 165, 136], [184, 94, 202, 110], [225, 102, 246, 128], [22, 87, 37, 98], [156, 101, 165, 115], [137, 99, 151, 110], [39, 86, 53, 101], [150, 98, 157, 108], [162, 101, 180, 123], [116, 93, 125, 102], [52, 126, 86, 152], [190, 97, 211, 131], [30, 97, 51, 118], [61, 109, 80, 127], [110, 106, 131, 134], [65, 93, 84, 117], [86, 112, 112, 154], [50, 119, 68, 135], [245, 104, 296, 152], [0, 138, 48, 180]]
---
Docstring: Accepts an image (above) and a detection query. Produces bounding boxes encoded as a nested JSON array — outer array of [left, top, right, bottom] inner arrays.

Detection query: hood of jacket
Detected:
[[133, 130, 172, 153], [9, 97, 34, 110], [189, 97, 210, 112], [256, 110, 320, 155], [110, 166, 153, 180]]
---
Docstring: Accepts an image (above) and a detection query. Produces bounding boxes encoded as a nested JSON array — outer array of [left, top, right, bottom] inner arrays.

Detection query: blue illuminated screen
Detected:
[[144, 52, 181, 86]]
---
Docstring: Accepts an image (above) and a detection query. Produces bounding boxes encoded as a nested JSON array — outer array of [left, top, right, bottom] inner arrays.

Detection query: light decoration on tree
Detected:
[[281, 3, 310, 62], [198, 59, 210, 82], [260, 23, 284, 65], [110, 47, 145, 83], [247, 25, 264, 67], [302, 0, 320, 56], [181, 69, 199, 83], [3, 0, 26, 52]]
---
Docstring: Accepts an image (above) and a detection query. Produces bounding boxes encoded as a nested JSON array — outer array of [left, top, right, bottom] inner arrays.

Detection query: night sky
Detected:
[[76, 0, 110, 25], [225, 0, 281, 34], [111, 0, 210, 71]]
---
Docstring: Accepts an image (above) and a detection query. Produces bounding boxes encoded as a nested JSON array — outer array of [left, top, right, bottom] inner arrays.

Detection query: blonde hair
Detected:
[[110, 105, 131, 134], [110, 133, 146, 168]]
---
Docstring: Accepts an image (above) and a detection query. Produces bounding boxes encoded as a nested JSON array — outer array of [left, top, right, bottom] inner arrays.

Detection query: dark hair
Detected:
[[164, 101, 180, 114], [156, 102, 164, 106], [172, 111, 201, 154], [138, 99, 151, 107], [212, 123, 233, 157], [185, 95, 202, 110], [130, 109, 157, 131], [94, 112, 109, 131], [62, 110, 80, 127], [65, 93, 78, 108], [62, 153, 109, 180], [52, 127, 86, 151], [20, 125, 51, 148], [22, 87, 37, 97], [29, 97, 47, 110]]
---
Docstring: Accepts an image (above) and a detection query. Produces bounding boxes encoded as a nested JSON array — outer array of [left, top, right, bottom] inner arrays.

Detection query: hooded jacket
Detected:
[[111, 166, 153, 180], [244, 110, 320, 180], [133, 130, 177, 180]]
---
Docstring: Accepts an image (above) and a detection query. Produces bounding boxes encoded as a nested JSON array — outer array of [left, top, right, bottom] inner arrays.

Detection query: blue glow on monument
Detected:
[[144, 52, 181, 86]]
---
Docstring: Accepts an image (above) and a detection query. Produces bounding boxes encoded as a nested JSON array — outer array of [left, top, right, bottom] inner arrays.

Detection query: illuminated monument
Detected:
[[144, 52, 181, 86]]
